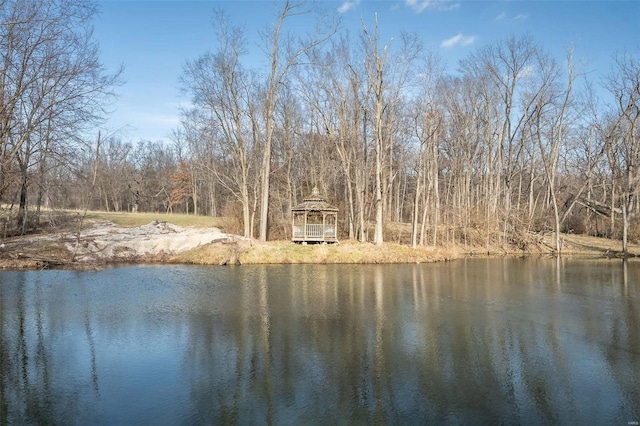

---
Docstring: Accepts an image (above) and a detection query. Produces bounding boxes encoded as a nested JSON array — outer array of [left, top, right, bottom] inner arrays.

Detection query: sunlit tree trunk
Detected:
[[362, 14, 391, 246]]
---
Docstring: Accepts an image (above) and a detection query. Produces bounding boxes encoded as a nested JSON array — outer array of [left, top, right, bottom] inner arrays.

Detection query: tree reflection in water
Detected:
[[0, 260, 639, 424]]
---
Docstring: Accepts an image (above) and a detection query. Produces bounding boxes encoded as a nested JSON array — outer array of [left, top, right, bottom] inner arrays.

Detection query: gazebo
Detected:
[[291, 187, 338, 244]]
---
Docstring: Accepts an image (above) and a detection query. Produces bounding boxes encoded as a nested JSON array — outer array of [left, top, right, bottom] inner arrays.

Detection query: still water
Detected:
[[1, 259, 638, 425]]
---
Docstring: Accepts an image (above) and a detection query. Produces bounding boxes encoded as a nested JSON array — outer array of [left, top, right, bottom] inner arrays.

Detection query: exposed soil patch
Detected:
[[0, 220, 239, 269], [67, 220, 237, 262]]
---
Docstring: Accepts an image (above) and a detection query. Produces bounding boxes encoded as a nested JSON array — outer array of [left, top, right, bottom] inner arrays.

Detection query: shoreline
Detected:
[[0, 220, 637, 271]]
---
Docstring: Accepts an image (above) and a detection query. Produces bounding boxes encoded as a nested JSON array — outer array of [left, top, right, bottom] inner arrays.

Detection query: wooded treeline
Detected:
[[0, 0, 120, 234], [2, 0, 639, 253]]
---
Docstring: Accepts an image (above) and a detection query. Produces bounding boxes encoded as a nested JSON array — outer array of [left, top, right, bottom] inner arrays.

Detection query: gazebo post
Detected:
[[304, 210, 308, 239], [322, 212, 326, 240]]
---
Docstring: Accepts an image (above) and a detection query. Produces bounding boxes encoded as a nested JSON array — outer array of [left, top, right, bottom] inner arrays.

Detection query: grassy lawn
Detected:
[[561, 233, 640, 256], [83, 210, 229, 229]]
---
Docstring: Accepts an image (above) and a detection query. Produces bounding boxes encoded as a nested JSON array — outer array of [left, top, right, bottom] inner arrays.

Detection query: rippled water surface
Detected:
[[1, 259, 639, 424]]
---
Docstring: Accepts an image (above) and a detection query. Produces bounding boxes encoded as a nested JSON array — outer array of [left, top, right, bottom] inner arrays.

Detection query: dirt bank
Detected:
[[67, 220, 240, 261], [0, 220, 240, 269]]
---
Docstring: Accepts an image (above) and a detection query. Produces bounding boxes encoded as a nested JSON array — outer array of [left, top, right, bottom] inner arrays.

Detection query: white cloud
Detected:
[[441, 33, 477, 48], [438, 2, 460, 11], [405, 0, 459, 13], [494, 12, 528, 22], [338, 0, 360, 13]]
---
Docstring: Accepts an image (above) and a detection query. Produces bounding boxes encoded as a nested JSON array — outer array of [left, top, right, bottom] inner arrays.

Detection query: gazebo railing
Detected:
[[293, 224, 336, 239]]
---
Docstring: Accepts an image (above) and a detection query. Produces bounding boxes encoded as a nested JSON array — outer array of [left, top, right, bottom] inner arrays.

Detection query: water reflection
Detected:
[[1, 260, 639, 424]]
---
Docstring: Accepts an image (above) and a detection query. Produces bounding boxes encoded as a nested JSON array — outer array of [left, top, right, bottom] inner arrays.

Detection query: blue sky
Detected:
[[93, 0, 640, 143]]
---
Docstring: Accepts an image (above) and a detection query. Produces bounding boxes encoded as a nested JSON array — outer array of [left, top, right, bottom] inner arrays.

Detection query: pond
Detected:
[[1, 259, 638, 424]]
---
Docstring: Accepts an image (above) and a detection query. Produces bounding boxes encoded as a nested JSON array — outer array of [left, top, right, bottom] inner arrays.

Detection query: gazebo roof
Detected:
[[292, 187, 338, 212]]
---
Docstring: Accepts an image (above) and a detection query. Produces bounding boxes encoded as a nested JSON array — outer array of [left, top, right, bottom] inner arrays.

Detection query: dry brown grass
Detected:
[[171, 231, 640, 267], [171, 239, 463, 266], [0, 237, 71, 269], [560, 233, 640, 256]]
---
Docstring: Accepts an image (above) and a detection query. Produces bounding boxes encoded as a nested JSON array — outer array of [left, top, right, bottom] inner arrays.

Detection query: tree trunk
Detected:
[[411, 167, 421, 248], [622, 197, 629, 255], [17, 165, 28, 234], [259, 128, 272, 241]]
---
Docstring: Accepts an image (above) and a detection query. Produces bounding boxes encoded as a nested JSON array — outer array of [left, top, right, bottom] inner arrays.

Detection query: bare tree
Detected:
[[410, 53, 443, 248], [361, 14, 392, 246], [460, 35, 550, 246], [297, 34, 370, 240], [258, 0, 338, 241], [181, 11, 260, 237], [0, 0, 121, 233], [604, 52, 640, 255], [532, 47, 576, 252]]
